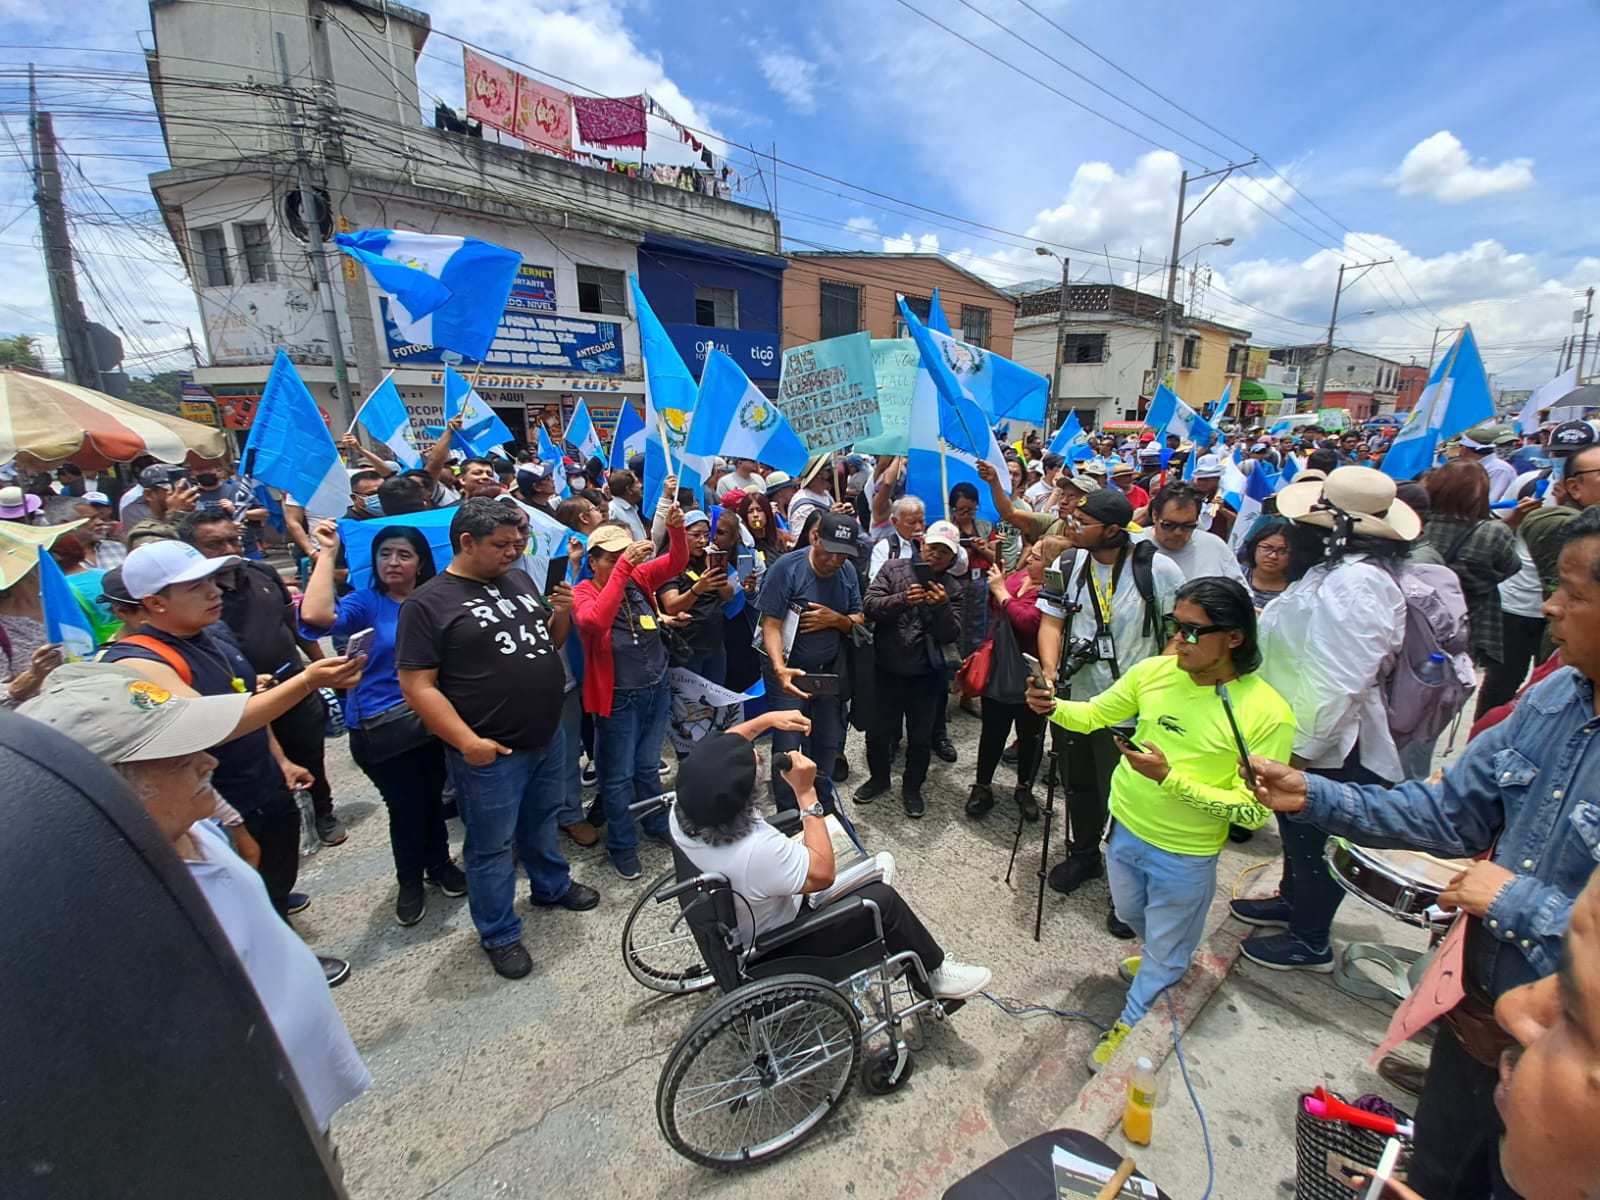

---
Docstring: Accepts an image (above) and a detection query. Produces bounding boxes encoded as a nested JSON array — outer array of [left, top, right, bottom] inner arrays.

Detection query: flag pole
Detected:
[[656, 412, 678, 477], [938, 438, 951, 520], [345, 368, 397, 435], [830, 451, 841, 505]]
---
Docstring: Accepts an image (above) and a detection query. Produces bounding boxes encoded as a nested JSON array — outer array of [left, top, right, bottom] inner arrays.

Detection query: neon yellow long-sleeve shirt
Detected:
[[1046, 654, 1296, 857]]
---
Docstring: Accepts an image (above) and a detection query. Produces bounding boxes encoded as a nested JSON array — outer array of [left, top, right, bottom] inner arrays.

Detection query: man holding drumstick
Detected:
[[1245, 505, 1600, 1200]]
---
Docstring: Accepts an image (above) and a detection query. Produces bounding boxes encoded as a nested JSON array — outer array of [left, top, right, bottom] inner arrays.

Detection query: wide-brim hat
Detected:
[[0, 518, 87, 590], [1276, 466, 1421, 541]]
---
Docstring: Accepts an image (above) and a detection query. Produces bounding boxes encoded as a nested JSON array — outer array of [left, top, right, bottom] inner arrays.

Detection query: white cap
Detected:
[[924, 519, 961, 553], [1191, 454, 1225, 479], [123, 540, 240, 599]]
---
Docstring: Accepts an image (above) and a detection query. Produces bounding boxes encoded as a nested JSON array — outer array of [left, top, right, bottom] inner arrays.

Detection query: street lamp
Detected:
[[142, 318, 202, 368], [1179, 237, 1234, 264], [1036, 246, 1070, 434]]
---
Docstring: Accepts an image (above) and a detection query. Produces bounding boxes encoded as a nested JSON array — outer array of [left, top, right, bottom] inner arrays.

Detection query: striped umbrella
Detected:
[[0, 372, 227, 469]]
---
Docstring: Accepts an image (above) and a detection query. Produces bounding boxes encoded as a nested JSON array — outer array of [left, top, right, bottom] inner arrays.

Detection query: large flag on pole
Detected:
[[333, 230, 521, 361], [566, 398, 603, 463], [609, 401, 646, 470], [1146, 383, 1218, 448], [243, 349, 349, 518], [685, 349, 810, 477], [354, 376, 423, 469], [1205, 383, 1232, 423], [928, 287, 953, 336], [629, 275, 707, 512], [443, 365, 514, 458], [1380, 325, 1496, 483], [1515, 366, 1578, 436], [38, 545, 96, 660]]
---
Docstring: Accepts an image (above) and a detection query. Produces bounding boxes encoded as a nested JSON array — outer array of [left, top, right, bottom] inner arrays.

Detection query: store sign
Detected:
[[507, 264, 558, 314], [210, 386, 330, 431], [662, 323, 782, 380], [382, 299, 623, 375], [178, 399, 219, 427], [415, 372, 632, 393], [200, 290, 354, 367]]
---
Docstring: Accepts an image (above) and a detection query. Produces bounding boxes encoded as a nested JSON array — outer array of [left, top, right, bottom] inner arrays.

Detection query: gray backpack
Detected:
[[1382, 561, 1476, 748]]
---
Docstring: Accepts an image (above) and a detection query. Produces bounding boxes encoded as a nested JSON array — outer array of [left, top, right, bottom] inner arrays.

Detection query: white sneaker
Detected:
[[927, 959, 991, 1000], [875, 851, 896, 889]]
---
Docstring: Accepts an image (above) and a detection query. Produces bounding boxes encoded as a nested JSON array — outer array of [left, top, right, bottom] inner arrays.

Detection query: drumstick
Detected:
[[1093, 1157, 1137, 1200], [1216, 682, 1258, 791]]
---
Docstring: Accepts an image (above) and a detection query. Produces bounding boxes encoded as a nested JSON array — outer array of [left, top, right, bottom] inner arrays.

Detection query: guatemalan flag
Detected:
[[1381, 325, 1496, 484], [37, 545, 96, 660], [334, 230, 522, 361], [1047, 410, 1094, 462], [243, 349, 350, 518], [610, 401, 646, 470], [629, 275, 708, 512], [566, 398, 603, 464], [916, 310, 1048, 427], [685, 349, 810, 477], [353, 377, 423, 470], [536, 423, 570, 498], [1146, 384, 1218, 449], [443, 365, 514, 458]]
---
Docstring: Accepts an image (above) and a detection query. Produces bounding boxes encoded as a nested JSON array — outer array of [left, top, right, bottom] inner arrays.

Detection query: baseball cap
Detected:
[[1079, 488, 1134, 527], [1083, 457, 1109, 476], [1460, 423, 1514, 450], [763, 470, 793, 494], [626, 452, 645, 475], [517, 463, 554, 490], [122, 539, 240, 598], [815, 512, 860, 555], [1549, 420, 1598, 454], [81, 490, 112, 508], [924, 519, 961, 553], [99, 567, 136, 606], [19, 662, 248, 764], [138, 463, 177, 489], [681, 509, 710, 528], [1251, 442, 1270, 452], [1191, 454, 1225, 480], [586, 524, 634, 553], [0, 485, 41, 519], [675, 731, 757, 829], [1063, 474, 1102, 494]]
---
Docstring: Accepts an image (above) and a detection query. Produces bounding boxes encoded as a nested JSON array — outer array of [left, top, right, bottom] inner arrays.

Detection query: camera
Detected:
[[1057, 638, 1100, 687]]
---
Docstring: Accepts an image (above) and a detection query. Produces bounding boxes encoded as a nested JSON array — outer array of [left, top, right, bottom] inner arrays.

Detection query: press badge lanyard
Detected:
[[1077, 548, 1128, 679]]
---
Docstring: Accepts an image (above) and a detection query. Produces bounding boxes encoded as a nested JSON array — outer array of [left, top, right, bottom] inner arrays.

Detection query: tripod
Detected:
[[1005, 745, 1060, 942]]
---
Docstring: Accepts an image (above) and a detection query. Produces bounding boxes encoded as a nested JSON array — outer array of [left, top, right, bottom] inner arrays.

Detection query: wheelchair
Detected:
[[622, 792, 960, 1169]]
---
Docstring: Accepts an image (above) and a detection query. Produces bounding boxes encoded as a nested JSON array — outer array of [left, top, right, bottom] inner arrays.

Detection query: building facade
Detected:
[[1269, 346, 1404, 421]]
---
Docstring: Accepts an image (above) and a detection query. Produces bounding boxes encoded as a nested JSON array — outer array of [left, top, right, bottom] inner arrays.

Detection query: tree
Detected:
[[0, 334, 43, 370], [127, 371, 185, 415]]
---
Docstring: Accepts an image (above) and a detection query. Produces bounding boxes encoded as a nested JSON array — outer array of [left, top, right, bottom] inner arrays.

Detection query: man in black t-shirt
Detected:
[[397, 498, 599, 980]]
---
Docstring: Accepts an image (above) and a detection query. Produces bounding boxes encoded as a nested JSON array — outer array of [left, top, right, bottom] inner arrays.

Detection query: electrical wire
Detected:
[[979, 990, 1109, 1031], [1167, 993, 1215, 1200]]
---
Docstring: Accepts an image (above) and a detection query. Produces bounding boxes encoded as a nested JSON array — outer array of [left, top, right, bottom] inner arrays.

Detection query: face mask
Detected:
[[361, 493, 385, 516], [194, 473, 220, 488]]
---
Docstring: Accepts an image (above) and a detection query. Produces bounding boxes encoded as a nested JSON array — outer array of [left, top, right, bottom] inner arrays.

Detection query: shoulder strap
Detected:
[[1130, 539, 1162, 638], [119, 634, 195, 687], [1444, 522, 1479, 563]]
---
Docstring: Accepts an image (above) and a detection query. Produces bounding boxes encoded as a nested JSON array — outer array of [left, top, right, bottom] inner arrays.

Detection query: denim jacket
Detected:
[[1299, 666, 1600, 998]]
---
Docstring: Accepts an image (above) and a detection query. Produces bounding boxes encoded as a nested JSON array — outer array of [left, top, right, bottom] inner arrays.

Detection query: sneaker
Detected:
[[396, 880, 426, 926], [1118, 956, 1141, 984], [902, 788, 926, 818], [285, 892, 312, 915], [1239, 931, 1334, 973], [320, 956, 351, 988], [426, 861, 469, 897], [876, 851, 897, 889], [486, 940, 533, 980], [1376, 1053, 1428, 1097], [1229, 895, 1293, 928], [853, 777, 890, 805], [833, 754, 851, 783], [316, 814, 347, 846], [927, 959, 991, 1000], [964, 783, 995, 817], [1088, 1020, 1132, 1072], [580, 761, 597, 789], [533, 881, 601, 911], [610, 850, 643, 880], [1046, 854, 1103, 895], [657, 758, 670, 774], [562, 820, 600, 848], [1106, 909, 1137, 940], [1227, 823, 1255, 844], [1001, 740, 1019, 766], [1014, 787, 1040, 822], [933, 737, 958, 763]]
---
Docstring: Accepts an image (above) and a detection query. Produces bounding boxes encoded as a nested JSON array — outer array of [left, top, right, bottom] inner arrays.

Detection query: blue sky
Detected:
[[0, 0, 1594, 388]]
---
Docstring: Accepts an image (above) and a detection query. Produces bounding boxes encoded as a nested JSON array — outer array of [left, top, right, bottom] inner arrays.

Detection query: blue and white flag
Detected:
[[610, 402, 646, 470], [1381, 325, 1496, 483], [536, 423, 570, 498], [37, 545, 96, 660], [686, 349, 810, 477], [1278, 455, 1301, 488], [927, 287, 953, 336], [630, 275, 707, 512], [243, 349, 349, 518], [899, 297, 1008, 523], [354, 377, 422, 470], [333, 230, 522, 361], [1146, 384, 1218, 449], [443, 365, 514, 459], [1228, 459, 1281, 551], [917, 321, 1048, 427], [1047, 411, 1094, 462], [566, 398, 603, 464], [1516, 366, 1578, 436], [1204, 383, 1232, 423]]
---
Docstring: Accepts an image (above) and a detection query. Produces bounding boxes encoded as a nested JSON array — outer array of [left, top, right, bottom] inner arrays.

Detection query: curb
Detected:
[[1058, 910, 1246, 1138]]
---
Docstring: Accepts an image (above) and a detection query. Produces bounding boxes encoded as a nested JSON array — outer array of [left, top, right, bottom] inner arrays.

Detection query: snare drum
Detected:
[[1325, 839, 1474, 927]]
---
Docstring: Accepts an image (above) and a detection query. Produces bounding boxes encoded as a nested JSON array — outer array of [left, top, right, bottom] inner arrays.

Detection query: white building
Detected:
[[145, 0, 779, 446]]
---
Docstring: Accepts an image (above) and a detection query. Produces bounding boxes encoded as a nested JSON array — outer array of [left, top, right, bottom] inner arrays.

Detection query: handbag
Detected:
[[982, 611, 1032, 703], [956, 640, 993, 698], [356, 701, 434, 763]]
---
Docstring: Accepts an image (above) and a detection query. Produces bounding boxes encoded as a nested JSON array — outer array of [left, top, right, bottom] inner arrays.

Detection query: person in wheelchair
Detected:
[[669, 717, 992, 1001]]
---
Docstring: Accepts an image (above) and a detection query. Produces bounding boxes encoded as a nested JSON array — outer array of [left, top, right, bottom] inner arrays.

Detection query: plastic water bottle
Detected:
[[295, 786, 320, 857], [1417, 651, 1447, 685], [1122, 1055, 1157, 1146]]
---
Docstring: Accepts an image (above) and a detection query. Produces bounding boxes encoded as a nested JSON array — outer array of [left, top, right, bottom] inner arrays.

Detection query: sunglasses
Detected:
[[1155, 519, 1199, 534], [1170, 620, 1233, 643]]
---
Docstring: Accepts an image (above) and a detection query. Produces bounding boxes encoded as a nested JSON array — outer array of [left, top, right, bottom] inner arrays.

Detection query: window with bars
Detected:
[[1061, 332, 1106, 364], [819, 280, 861, 339], [1226, 344, 1243, 375], [1181, 336, 1201, 370], [235, 222, 275, 284], [576, 265, 627, 316], [694, 285, 738, 329], [195, 226, 231, 288], [960, 305, 991, 348]]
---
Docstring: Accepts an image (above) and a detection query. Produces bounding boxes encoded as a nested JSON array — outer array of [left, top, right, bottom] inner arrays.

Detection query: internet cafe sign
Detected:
[[663, 324, 782, 380]]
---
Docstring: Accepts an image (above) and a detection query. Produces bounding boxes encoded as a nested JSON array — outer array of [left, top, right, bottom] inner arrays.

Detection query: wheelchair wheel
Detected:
[[860, 1043, 915, 1095], [622, 868, 715, 995], [657, 973, 861, 1168]]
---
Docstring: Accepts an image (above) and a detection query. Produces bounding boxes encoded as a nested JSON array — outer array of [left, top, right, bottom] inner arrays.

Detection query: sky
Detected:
[[0, 0, 1595, 392]]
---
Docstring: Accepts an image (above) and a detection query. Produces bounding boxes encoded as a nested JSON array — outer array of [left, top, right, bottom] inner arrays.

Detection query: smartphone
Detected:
[[543, 556, 568, 597], [1113, 730, 1153, 755], [343, 627, 375, 660], [1216, 682, 1259, 791], [1362, 1138, 1403, 1200], [1021, 652, 1048, 690], [706, 548, 728, 574], [794, 673, 841, 696], [911, 561, 935, 585], [1043, 566, 1067, 595]]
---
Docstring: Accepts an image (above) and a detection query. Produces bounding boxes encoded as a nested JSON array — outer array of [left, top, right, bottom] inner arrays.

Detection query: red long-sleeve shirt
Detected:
[[572, 524, 689, 717]]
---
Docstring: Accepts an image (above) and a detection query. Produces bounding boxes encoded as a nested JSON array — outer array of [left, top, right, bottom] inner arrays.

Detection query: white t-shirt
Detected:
[[183, 820, 371, 1130], [724, 470, 766, 494], [1037, 546, 1185, 700], [669, 805, 807, 948], [1135, 528, 1245, 583]]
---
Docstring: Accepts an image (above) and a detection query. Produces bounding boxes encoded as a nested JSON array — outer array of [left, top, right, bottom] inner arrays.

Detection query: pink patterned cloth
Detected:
[[573, 94, 647, 149]]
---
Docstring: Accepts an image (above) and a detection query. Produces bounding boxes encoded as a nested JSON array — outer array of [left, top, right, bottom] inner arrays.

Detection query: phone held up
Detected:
[[343, 627, 376, 661], [793, 673, 841, 697]]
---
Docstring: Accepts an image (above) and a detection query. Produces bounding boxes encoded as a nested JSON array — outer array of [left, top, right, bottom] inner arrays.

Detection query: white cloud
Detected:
[[757, 51, 818, 114], [1396, 131, 1534, 204], [881, 230, 942, 254]]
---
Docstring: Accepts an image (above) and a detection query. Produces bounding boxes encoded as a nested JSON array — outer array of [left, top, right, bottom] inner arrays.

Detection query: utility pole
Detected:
[[1314, 258, 1391, 407], [29, 65, 100, 389], [1557, 336, 1571, 376], [1051, 255, 1069, 435], [274, 31, 353, 427], [1578, 287, 1594, 381]]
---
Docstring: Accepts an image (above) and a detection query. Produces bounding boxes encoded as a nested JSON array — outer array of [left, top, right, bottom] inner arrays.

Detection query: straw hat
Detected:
[[1276, 466, 1421, 541]]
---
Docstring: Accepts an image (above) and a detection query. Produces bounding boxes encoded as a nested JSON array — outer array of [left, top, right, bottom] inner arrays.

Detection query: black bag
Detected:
[[356, 702, 433, 763], [982, 613, 1032, 703]]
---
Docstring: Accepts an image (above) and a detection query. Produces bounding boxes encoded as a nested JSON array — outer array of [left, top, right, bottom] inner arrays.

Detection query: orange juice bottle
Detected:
[[1122, 1055, 1157, 1145]]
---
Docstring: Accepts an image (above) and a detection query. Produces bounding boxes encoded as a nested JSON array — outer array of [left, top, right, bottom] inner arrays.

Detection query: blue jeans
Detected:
[[446, 734, 573, 949], [559, 687, 584, 827], [596, 675, 672, 856], [767, 679, 846, 812], [1105, 823, 1217, 1027]]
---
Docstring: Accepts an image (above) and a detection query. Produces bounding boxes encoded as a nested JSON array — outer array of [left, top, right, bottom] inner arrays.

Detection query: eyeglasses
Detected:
[[1155, 520, 1199, 534], [1171, 620, 1232, 643], [1255, 543, 1290, 558], [1566, 468, 1600, 483]]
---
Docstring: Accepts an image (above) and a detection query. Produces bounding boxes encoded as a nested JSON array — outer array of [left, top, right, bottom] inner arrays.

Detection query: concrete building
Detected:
[[782, 253, 1016, 355], [1269, 345, 1404, 421], [144, 0, 780, 447]]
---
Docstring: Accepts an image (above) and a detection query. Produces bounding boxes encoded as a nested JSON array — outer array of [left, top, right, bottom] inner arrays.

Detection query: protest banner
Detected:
[[777, 331, 881, 456], [854, 338, 918, 455], [667, 669, 764, 754]]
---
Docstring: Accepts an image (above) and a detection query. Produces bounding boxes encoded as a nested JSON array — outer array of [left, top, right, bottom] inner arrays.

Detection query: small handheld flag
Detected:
[[243, 350, 349, 518], [38, 546, 96, 660], [443, 366, 514, 458], [610, 402, 646, 470], [353, 377, 423, 470], [566, 398, 603, 464]]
